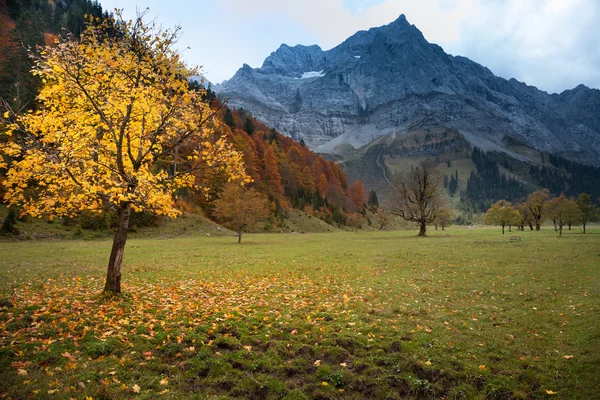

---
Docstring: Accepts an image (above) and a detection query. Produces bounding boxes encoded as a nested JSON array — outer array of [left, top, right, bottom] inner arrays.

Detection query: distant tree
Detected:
[[244, 117, 255, 135], [514, 202, 534, 231], [347, 212, 366, 232], [448, 174, 458, 195], [367, 189, 379, 212], [526, 189, 550, 231], [376, 209, 393, 230], [576, 193, 596, 234], [299, 138, 306, 147], [223, 108, 235, 128], [349, 180, 366, 211], [484, 200, 520, 234], [213, 183, 269, 243], [564, 197, 582, 231], [263, 143, 283, 198], [389, 160, 446, 236], [546, 195, 580, 236], [434, 207, 454, 230]]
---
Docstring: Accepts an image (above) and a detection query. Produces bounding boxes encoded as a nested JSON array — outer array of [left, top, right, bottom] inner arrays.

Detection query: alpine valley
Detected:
[[215, 15, 600, 209]]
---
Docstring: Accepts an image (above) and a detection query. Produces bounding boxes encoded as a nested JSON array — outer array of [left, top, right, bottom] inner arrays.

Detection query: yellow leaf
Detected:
[[243, 345, 252, 352], [18, 369, 28, 376], [159, 378, 168, 386], [479, 365, 487, 371], [424, 360, 432, 366], [132, 384, 141, 393], [313, 360, 321, 367], [545, 390, 557, 395], [563, 355, 574, 360], [321, 381, 328, 386]]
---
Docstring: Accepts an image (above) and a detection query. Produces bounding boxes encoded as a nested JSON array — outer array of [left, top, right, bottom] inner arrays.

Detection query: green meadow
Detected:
[[1, 227, 599, 399]]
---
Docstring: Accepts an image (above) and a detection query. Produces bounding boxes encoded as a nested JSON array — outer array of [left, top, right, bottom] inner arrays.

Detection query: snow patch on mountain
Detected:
[[295, 70, 325, 79]]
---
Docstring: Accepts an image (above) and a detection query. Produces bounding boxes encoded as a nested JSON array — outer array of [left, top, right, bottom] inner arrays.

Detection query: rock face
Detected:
[[215, 15, 600, 165]]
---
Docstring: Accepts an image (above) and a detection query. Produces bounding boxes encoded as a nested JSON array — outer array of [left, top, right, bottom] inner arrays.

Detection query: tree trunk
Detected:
[[104, 202, 131, 294], [509, 225, 512, 232], [568, 223, 571, 230], [529, 223, 533, 231], [418, 221, 426, 236], [535, 222, 540, 231], [502, 224, 505, 235], [238, 230, 242, 244], [442, 225, 445, 231], [559, 224, 563, 236], [435, 224, 438, 230], [583, 223, 586, 234]]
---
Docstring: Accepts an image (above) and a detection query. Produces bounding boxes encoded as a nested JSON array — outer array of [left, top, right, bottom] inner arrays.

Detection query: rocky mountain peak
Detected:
[[216, 16, 600, 165]]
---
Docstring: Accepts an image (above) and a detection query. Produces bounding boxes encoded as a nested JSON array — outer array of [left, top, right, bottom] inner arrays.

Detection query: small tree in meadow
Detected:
[[526, 189, 550, 231], [546, 195, 579, 236], [375, 209, 393, 230], [434, 207, 454, 231], [576, 193, 597, 234], [390, 160, 446, 236], [213, 183, 269, 243], [485, 200, 520, 234]]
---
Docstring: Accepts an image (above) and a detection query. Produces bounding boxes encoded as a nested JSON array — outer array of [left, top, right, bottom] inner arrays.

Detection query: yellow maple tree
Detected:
[[0, 12, 249, 294]]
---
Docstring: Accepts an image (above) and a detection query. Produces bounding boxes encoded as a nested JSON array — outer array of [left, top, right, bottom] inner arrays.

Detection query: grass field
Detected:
[[1, 227, 599, 399]]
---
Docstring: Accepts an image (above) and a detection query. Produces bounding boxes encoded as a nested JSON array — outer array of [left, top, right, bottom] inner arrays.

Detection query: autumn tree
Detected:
[[213, 182, 269, 243], [0, 13, 248, 294], [346, 212, 366, 232], [514, 202, 534, 231], [576, 193, 596, 234], [349, 179, 366, 211], [263, 142, 283, 198], [484, 200, 520, 234], [390, 160, 446, 236], [526, 189, 550, 231], [546, 195, 577, 236], [434, 207, 454, 230]]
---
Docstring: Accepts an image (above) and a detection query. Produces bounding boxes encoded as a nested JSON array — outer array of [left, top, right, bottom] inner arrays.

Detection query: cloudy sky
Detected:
[[100, 0, 600, 94]]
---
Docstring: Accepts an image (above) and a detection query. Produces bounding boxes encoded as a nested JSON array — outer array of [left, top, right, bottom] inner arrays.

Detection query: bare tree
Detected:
[[389, 161, 446, 236], [376, 209, 393, 230]]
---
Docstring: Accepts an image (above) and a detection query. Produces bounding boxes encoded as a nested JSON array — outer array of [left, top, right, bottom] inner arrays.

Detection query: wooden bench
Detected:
[[510, 236, 521, 242]]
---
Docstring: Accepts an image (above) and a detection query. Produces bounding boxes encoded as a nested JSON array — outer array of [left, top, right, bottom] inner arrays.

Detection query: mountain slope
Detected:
[[215, 15, 600, 166]]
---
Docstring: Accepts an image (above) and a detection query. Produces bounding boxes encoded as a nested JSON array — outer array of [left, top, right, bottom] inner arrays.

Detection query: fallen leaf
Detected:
[[18, 369, 28, 376], [340, 363, 347, 368], [132, 384, 141, 393], [321, 381, 328, 386], [563, 355, 574, 360], [479, 365, 487, 371], [313, 360, 321, 366], [424, 360, 432, 366], [159, 378, 168, 386], [243, 345, 252, 351], [545, 390, 557, 395]]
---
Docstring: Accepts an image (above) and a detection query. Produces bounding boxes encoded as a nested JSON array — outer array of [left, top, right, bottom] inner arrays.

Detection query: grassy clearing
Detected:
[[1, 227, 599, 399]]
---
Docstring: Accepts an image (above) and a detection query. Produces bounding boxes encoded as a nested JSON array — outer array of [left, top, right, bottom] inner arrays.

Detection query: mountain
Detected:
[[215, 14, 600, 166]]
